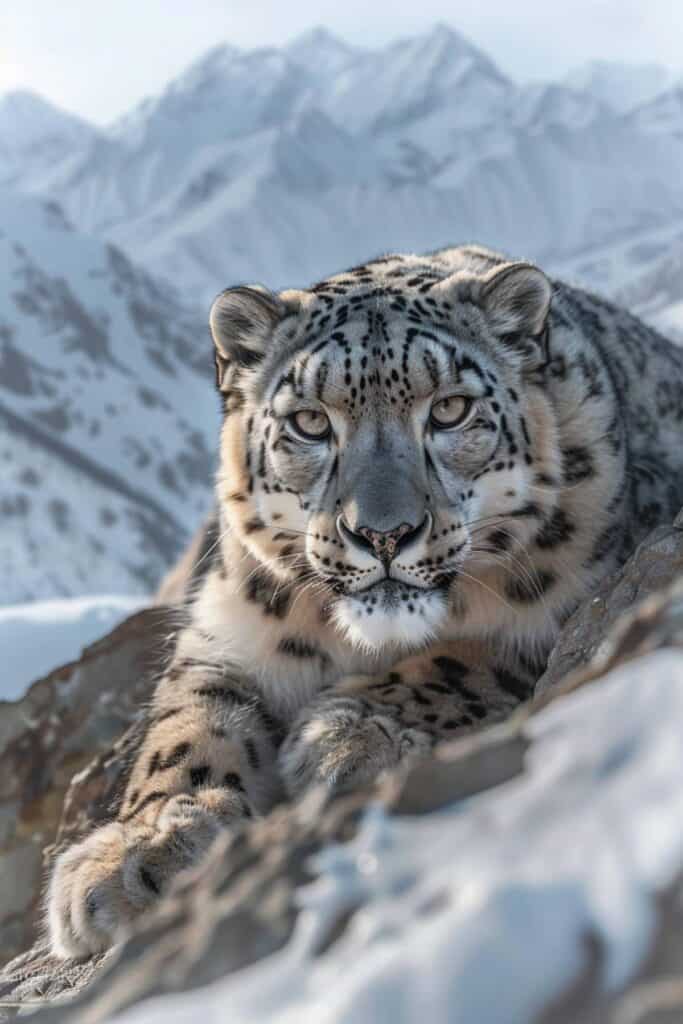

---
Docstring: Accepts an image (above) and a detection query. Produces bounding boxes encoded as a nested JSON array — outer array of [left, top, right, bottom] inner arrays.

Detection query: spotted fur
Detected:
[[48, 244, 683, 957]]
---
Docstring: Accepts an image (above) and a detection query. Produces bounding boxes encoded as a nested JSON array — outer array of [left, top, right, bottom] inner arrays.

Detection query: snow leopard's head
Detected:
[[211, 251, 556, 651]]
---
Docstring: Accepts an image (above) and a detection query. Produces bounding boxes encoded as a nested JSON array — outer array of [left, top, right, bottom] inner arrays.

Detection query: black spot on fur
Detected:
[[159, 742, 192, 771], [246, 566, 292, 618], [509, 502, 542, 519], [488, 530, 511, 552], [120, 791, 168, 823], [588, 523, 621, 565], [506, 571, 556, 603], [244, 516, 266, 534], [193, 685, 249, 705], [562, 446, 595, 484], [373, 719, 394, 743], [277, 637, 321, 659], [155, 707, 184, 724], [493, 667, 533, 702], [244, 738, 260, 771], [432, 656, 469, 683], [223, 771, 246, 792], [433, 658, 487, 718], [190, 765, 211, 787], [139, 867, 160, 895], [424, 682, 452, 696], [535, 507, 575, 549]]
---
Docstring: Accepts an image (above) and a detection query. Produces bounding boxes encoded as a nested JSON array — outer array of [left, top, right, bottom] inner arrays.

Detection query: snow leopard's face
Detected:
[[212, 256, 556, 650]]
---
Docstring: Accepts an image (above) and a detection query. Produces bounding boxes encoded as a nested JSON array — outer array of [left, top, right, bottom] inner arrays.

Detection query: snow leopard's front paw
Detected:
[[279, 697, 431, 797], [47, 789, 250, 959]]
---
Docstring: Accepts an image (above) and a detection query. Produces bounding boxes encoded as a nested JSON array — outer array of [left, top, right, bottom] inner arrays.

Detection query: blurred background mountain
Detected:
[[2, 21, 683, 645]]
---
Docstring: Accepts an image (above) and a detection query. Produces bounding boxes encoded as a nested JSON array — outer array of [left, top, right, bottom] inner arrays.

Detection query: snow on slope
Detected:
[[628, 83, 683, 139], [14, 26, 683, 306], [0, 90, 96, 187], [0, 595, 146, 701], [0, 192, 218, 603], [109, 649, 683, 1024], [550, 217, 683, 340]]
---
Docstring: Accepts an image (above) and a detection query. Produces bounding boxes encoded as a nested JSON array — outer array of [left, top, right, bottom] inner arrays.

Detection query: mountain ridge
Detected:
[[2, 24, 683, 601]]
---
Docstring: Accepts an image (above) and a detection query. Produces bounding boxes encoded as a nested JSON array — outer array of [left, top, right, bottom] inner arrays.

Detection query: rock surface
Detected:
[[0, 515, 681, 1022], [537, 513, 683, 694], [0, 607, 176, 966]]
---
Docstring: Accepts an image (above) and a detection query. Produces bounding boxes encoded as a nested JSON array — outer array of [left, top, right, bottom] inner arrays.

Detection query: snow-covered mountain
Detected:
[[10, 24, 683, 308], [628, 83, 683, 139], [563, 59, 678, 114], [0, 90, 97, 187], [2, 24, 683, 602], [0, 192, 218, 603]]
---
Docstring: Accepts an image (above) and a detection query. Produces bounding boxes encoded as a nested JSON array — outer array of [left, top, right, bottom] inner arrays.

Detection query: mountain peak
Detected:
[[0, 88, 84, 124], [286, 26, 361, 76], [424, 21, 475, 48], [390, 20, 509, 88], [563, 59, 677, 114], [413, 21, 496, 60], [288, 26, 353, 51], [0, 89, 94, 161]]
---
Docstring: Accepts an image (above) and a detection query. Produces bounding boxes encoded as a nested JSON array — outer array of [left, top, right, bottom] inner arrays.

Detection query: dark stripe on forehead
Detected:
[[269, 367, 296, 402], [459, 353, 485, 380], [422, 350, 442, 388], [315, 360, 329, 399], [261, 300, 497, 405]]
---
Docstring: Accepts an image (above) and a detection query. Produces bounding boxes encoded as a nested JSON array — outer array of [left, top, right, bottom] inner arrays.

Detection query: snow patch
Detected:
[[0, 595, 147, 701]]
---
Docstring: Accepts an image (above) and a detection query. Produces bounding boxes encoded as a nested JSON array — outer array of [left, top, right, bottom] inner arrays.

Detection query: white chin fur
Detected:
[[332, 590, 448, 652]]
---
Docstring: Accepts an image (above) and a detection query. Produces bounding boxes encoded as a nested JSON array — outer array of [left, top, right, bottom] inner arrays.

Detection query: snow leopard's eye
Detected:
[[430, 396, 474, 430], [288, 409, 331, 441]]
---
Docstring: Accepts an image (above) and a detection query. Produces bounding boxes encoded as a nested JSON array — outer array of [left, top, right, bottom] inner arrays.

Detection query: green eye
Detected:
[[430, 395, 473, 429], [289, 409, 331, 441]]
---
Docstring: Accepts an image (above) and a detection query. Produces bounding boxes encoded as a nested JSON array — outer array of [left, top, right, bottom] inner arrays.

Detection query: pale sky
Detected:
[[1, 0, 682, 124]]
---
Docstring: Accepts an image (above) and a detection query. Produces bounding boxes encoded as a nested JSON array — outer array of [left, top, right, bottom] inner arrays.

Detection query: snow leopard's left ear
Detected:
[[209, 285, 299, 395], [479, 262, 553, 369]]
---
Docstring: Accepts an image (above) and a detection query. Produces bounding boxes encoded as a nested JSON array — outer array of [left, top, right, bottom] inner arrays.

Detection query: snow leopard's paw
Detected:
[[47, 789, 250, 959], [279, 696, 431, 797]]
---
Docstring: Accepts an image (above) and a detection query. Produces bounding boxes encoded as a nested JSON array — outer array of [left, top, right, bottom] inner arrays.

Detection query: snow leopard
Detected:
[[48, 244, 683, 958]]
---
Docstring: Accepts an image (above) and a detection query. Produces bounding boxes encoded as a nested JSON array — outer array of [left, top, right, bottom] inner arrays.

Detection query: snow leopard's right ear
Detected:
[[209, 285, 296, 392]]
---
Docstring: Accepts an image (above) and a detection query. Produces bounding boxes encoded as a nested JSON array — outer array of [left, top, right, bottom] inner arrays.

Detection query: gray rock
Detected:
[[0, 607, 176, 966], [536, 520, 683, 695]]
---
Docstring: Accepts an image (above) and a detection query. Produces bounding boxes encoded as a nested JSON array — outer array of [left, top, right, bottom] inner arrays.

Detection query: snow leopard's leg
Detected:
[[279, 643, 540, 796], [48, 651, 282, 959]]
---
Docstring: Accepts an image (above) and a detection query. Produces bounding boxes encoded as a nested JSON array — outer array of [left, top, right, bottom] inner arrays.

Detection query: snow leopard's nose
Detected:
[[337, 514, 431, 566]]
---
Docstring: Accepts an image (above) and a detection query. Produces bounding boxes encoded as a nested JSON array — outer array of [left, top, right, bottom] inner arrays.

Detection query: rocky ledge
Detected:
[[0, 513, 682, 1024]]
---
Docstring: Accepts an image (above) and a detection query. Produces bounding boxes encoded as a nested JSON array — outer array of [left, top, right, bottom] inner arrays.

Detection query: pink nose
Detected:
[[357, 523, 416, 562], [337, 514, 430, 565]]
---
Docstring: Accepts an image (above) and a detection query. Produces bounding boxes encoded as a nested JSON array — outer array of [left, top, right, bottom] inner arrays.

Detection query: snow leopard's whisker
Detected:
[[184, 522, 232, 586], [287, 575, 335, 616], [467, 542, 542, 598], [468, 536, 542, 594], [468, 547, 555, 631], [452, 568, 515, 615]]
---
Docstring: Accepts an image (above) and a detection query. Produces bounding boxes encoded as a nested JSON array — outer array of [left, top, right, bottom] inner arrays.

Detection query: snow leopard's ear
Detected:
[[210, 285, 296, 391], [479, 262, 553, 369]]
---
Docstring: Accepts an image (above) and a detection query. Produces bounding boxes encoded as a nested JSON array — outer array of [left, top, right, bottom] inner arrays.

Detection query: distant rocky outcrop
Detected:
[[0, 192, 217, 603]]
